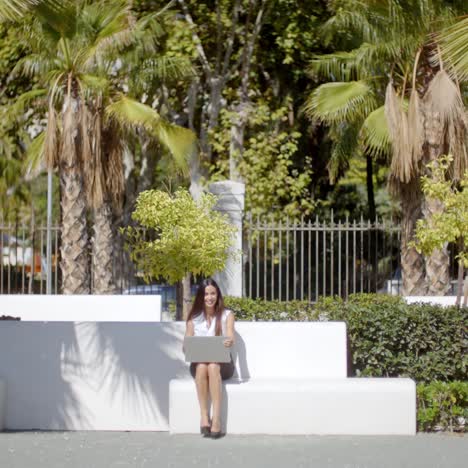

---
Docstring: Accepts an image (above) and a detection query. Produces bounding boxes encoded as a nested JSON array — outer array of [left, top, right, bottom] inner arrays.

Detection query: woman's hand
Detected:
[[223, 336, 234, 347]]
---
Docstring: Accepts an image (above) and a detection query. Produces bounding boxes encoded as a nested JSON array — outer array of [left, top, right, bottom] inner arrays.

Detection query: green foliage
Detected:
[[225, 293, 467, 383], [211, 102, 315, 220], [438, 17, 468, 83], [224, 296, 317, 322], [124, 189, 237, 284], [413, 155, 468, 267], [417, 381, 467, 432], [317, 294, 467, 382]]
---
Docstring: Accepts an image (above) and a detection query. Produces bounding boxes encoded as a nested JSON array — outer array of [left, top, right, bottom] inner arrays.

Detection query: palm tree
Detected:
[[438, 16, 468, 82], [12, 0, 195, 293], [306, 0, 467, 296], [0, 0, 60, 20]]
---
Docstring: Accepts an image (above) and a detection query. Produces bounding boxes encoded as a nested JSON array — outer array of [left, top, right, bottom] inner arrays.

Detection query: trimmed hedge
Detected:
[[224, 296, 317, 321], [224, 294, 467, 383], [417, 381, 467, 432], [225, 293, 467, 432]]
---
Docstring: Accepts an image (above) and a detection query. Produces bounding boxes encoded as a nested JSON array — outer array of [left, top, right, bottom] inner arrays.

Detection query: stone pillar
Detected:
[[208, 181, 245, 297]]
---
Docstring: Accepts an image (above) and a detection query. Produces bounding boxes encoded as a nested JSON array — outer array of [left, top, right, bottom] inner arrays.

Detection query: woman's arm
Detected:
[[223, 312, 235, 347], [183, 320, 194, 353]]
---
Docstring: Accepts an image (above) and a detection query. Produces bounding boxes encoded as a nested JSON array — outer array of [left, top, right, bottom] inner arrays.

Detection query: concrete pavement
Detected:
[[0, 431, 466, 468]]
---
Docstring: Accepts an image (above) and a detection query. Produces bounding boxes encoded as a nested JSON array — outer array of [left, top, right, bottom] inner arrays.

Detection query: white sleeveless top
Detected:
[[191, 309, 232, 336]]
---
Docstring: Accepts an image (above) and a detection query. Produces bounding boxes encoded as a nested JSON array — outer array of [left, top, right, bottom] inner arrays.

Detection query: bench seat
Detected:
[[169, 377, 415, 435], [169, 321, 416, 435]]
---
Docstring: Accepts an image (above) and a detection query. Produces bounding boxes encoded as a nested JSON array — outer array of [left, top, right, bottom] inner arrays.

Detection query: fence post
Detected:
[[208, 181, 245, 297]]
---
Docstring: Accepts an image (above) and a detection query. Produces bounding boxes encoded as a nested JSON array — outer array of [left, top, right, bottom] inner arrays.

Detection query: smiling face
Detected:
[[204, 285, 218, 313]]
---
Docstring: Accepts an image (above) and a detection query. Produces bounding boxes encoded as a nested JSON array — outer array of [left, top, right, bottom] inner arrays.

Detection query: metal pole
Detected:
[[46, 168, 53, 294]]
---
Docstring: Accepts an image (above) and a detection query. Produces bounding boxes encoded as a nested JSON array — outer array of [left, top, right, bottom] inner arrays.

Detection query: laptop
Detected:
[[183, 336, 231, 363]]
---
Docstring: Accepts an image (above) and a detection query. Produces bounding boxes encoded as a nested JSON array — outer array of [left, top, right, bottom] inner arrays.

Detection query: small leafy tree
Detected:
[[412, 156, 468, 306], [125, 189, 237, 319]]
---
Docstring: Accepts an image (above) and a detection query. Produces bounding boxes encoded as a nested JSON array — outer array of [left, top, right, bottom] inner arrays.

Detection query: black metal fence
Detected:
[[244, 215, 403, 301], [1, 216, 460, 300]]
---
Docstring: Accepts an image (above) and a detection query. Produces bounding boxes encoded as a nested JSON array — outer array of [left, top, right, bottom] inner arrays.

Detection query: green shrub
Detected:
[[224, 297, 317, 321], [417, 381, 467, 432], [225, 293, 467, 383], [320, 294, 467, 382]]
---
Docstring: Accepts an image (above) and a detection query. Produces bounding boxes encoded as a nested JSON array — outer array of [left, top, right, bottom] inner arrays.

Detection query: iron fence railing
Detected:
[[1, 215, 460, 300], [244, 214, 458, 301]]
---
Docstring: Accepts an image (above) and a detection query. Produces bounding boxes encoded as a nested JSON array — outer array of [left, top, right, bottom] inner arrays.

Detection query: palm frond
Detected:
[[304, 81, 377, 125], [44, 98, 58, 168], [103, 123, 124, 211], [78, 73, 109, 93], [354, 38, 415, 70], [3, 88, 47, 121], [78, 0, 134, 68], [424, 70, 468, 179], [23, 130, 45, 179], [11, 54, 57, 79], [105, 95, 195, 172], [407, 88, 424, 166], [437, 17, 468, 82], [137, 56, 194, 84], [385, 82, 412, 183], [34, 0, 76, 39], [308, 51, 358, 81], [60, 94, 79, 166], [424, 70, 465, 127], [0, 0, 65, 21], [360, 105, 391, 158], [320, 7, 379, 45], [327, 122, 360, 183]]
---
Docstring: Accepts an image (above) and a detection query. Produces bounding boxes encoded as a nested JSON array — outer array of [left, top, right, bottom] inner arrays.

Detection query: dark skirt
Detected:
[[190, 358, 235, 380]]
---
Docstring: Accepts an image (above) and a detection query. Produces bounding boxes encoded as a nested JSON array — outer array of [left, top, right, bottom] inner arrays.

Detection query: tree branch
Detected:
[[177, 0, 212, 80], [240, 0, 268, 99], [221, 0, 242, 77]]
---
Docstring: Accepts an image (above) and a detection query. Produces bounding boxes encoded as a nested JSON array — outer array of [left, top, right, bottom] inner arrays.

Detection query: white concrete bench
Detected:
[[169, 322, 416, 435], [404, 296, 460, 307], [0, 294, 161, 321]]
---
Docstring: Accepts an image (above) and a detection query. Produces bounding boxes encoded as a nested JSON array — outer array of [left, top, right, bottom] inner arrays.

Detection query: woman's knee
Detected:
[[195, 363, 209, 379], [207, 363, 221, 378]]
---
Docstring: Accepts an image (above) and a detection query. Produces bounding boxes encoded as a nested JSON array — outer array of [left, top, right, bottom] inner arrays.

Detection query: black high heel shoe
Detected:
[[208, 424, 224, 439], [200, 426, 211, 436]]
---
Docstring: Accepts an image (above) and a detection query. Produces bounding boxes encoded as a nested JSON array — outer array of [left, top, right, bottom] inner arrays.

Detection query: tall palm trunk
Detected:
[[92, 201, 115, 294], [60, 166, 90, 294], [399, 181, 427, 296], [423, 106, 450, 295], [59, 90, 90, 294]]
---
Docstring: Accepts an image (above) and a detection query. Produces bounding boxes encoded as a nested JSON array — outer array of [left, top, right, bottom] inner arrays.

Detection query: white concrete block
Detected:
[[0, 295, 161, 321], [231, 322, 347, 379], [0, 322, 188, 431], [169, 378, 416, 435], [404, 296, 457, 307]]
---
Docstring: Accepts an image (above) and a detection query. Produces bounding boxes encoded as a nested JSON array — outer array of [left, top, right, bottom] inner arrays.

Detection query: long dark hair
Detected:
[[187, 278, 225, 336]]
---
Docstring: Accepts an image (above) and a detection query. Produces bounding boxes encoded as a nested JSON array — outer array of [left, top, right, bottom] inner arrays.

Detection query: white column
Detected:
[[209, 181, 245, 297]]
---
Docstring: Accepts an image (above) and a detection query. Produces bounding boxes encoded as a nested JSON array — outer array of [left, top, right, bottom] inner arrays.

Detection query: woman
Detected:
[[185, 278, 235, 439]]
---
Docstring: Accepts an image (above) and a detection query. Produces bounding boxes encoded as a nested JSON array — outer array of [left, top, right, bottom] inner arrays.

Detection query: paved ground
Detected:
[[0, 432, 466, 468]]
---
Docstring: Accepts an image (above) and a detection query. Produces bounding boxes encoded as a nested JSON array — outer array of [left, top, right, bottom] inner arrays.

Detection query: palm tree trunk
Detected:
[[423, 106, 450, 295], [400, 181, 427, 296], [92, 202, 116, 294], [60, 166, 90, 294]]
